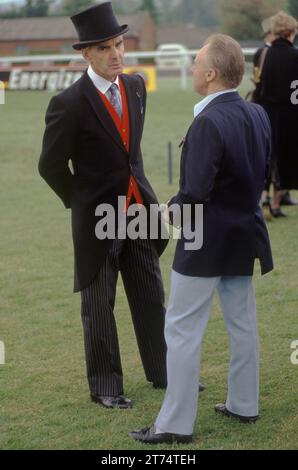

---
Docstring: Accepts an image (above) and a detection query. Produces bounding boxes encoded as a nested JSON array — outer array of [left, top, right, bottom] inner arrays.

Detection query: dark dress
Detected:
[[260, 38, 298, 189]]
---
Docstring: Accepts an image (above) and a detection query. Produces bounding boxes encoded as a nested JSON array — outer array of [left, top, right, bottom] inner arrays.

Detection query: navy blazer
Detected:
[[169, 92, 273, 277]]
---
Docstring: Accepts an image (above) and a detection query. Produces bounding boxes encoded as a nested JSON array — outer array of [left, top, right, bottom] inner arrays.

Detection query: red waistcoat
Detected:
[[98, 79, 143, 212]]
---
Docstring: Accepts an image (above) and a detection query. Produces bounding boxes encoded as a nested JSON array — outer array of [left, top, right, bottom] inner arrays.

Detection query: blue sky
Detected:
[[0, 0, 24, 4]]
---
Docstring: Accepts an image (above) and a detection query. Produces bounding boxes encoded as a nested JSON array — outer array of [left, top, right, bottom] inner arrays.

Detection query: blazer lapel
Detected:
[[82, 71, 126, 153]]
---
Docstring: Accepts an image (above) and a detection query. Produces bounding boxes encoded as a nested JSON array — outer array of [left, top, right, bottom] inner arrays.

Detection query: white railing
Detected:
[[0, 48, 257, 63], [0, 49, 257, 90]]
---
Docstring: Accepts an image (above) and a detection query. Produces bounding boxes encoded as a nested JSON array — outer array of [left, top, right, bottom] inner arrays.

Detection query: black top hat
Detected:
[[71, 2, 129, 50]]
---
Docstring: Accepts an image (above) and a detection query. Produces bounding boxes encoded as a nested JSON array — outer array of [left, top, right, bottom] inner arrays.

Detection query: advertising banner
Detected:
[[0, 64, 157, 92]]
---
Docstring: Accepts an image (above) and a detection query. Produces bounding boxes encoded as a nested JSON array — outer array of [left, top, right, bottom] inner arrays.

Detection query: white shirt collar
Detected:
[[194, 89, 237, 118], [87, 65, 120, 94]]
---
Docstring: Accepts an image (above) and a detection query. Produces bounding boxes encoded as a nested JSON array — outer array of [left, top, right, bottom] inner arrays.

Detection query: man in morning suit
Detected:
[[131, 34, 273, 443], [38, 2, 169, 409]]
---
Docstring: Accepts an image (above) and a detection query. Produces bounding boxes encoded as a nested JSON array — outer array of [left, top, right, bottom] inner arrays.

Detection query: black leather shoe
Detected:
[[153, 382, 205, 392], [214, 403, 259, 423], [280, 192, 298, 206], [91, 394, 133, 409], [130, 425, 192, 444], [152, 381, 167, 389], [270, 207, 287, 218]]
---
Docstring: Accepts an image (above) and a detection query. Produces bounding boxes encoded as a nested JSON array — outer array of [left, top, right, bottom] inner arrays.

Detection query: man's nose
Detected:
[[110, 47, 119, 59]]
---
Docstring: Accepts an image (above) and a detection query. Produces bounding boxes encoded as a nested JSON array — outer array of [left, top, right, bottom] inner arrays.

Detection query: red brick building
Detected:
[[0, 12, 156, 56], [157, 24, 218, 49]]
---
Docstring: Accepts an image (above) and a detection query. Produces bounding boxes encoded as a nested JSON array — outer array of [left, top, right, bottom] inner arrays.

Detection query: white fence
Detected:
[[0, 48, 257, 91]]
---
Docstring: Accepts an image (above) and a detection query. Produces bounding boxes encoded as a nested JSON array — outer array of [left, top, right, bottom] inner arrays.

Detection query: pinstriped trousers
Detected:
[[80, 237, 167, 397]]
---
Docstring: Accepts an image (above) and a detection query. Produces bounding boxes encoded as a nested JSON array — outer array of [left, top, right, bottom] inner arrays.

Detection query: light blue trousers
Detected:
[[155, 271, 259, 435]]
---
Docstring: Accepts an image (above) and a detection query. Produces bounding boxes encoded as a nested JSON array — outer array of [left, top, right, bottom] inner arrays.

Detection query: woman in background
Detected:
[[260, 11, 298, 217]]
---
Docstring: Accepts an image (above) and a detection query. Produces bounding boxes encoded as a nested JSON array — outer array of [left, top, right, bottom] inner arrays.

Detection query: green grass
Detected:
[[0, 77, 298, 450]]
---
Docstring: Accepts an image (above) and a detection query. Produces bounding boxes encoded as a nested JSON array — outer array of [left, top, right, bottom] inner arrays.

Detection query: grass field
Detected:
[[0, 76, 298, 450]]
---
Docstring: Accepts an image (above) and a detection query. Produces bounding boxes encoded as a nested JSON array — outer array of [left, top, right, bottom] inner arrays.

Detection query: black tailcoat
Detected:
[[39, 72, 168, 292]]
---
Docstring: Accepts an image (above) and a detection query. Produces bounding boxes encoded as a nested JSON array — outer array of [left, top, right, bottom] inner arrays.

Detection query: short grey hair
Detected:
[[204, 34, 245, 88]]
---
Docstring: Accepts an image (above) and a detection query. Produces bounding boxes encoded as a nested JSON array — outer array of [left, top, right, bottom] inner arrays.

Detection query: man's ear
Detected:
[[81, 47, 89, 62], [206, 68, 216, 83]]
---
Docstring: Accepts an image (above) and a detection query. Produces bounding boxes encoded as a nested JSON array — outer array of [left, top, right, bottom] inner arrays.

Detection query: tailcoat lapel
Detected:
[[120, 74, 143, 160], [82, 71, 126, 153]]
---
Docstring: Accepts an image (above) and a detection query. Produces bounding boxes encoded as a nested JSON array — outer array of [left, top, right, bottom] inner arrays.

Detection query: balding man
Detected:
[[130, 34, 273, 444]]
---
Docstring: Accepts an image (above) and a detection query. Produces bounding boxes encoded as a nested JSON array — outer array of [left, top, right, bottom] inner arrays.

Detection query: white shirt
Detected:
[[87, 65, 121, 102], [194, 89, 237, 118]]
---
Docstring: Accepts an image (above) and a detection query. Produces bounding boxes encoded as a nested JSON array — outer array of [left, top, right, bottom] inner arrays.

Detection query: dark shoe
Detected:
[[270, 208, 287, 218], [152, 381, 167, 389], [153, 382, 205, 392], [214, 403, 259, 423], [91, 394, 133, 409], [129, 425, 192, 444], [280, 192, 298, 206]]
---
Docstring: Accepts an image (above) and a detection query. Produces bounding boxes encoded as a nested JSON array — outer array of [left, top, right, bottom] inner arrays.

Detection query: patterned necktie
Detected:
[[108, 83, 122, 118]]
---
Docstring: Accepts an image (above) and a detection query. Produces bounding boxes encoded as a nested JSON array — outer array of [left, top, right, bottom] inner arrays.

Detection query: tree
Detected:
[[0, 8, 22, 19], [61, 0, 96, 16], [289, 0, 298, 18], [174, 0, 220, 27], [221, 0, 288, 40], [0, 0, 51, 18], [140, 0, 159, 22], [112, 0, 221, 27], [21, 0, 50, 17], [112, 0, 141, 15]]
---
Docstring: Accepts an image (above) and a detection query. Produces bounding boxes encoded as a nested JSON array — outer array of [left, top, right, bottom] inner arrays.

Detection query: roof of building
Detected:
[[0, 13, 148, 41], [157, 24, 218, 49]]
